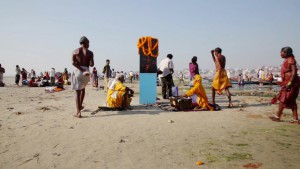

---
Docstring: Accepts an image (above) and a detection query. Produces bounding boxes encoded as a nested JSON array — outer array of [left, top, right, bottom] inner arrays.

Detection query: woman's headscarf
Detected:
[[193, 74, 202, 85], [108, 74, 124, 90]]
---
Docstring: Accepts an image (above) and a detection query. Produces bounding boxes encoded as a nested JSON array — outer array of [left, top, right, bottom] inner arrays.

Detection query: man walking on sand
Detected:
[[71, 36, 94, 118], [211, 47, 233, 108]]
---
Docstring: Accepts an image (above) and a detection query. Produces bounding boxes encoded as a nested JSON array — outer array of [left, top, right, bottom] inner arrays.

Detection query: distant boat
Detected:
[[230, 80, 255, 85], [252, 80, 278, 85], [204, 77, 255, 85], [203, 77, 279, 85]]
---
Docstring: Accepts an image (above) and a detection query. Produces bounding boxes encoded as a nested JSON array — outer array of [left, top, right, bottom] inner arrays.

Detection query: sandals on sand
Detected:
[[269, 115, 281, 122], [289, 119, 300, 124], [270, 115, 299, 124]]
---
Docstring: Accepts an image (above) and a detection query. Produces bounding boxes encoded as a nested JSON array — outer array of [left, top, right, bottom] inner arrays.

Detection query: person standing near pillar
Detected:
[[158, 54, 174, 99]]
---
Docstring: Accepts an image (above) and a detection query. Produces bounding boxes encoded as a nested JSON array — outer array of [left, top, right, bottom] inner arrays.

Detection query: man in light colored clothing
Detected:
[[50, 68, 55, 86], [31, 69, 36, 78], [129, 71, 134, 83], [258, 69, 263, 79], [158, 54, 174, 99], [111, 69, 116, 78]]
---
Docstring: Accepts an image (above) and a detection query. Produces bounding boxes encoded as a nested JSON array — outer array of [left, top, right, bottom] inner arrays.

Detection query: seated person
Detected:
[[28, 77, 38, 87], [107, 75, 134, 109], [180, 74, 213, 111], [36, 76, 41, 82], [266, 73, 274, 82], [54, 75, 64, 89], [40, 77, 50, 87]]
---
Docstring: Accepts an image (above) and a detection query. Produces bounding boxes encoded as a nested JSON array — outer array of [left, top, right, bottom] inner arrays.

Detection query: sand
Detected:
[[1, 77, 300, 169]]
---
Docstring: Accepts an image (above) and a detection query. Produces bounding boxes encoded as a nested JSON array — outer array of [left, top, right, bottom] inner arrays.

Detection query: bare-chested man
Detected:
[[71, 36, 94, 118], [211, 48, 233, 108]]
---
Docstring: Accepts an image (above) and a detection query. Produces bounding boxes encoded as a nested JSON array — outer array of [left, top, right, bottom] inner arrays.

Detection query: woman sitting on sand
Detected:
[[54, 74, 64, 89], [180, 74, 213, 111], [28, 77, 38, 87], [107, 74, 134, 110]]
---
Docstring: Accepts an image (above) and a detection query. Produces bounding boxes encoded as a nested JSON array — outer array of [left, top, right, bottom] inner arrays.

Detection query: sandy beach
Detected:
[[1, 77, 300, 169]]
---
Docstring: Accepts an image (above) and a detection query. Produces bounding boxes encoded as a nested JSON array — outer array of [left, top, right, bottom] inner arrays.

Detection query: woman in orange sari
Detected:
[[271, 47, 300, 124]]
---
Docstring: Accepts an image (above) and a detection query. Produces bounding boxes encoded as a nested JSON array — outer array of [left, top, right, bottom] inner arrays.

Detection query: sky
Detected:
[[0, 0, 300, 75]]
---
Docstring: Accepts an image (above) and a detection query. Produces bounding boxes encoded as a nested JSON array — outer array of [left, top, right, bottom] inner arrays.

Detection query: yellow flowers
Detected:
[[137, 36, 159, 57]]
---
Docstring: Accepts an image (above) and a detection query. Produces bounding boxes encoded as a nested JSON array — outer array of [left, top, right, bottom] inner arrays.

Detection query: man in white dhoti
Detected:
[[71, 36, 94, 118]]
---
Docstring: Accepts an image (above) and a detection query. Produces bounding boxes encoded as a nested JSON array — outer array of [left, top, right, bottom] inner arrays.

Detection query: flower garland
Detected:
[[137, 36, 159, 57]]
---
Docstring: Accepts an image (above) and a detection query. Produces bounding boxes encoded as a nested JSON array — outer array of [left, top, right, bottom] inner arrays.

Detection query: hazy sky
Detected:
[[1, 0, 300, 75]]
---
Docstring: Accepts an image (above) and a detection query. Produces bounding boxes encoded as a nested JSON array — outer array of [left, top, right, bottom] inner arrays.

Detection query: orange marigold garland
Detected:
[[137, 36, 159, 57]]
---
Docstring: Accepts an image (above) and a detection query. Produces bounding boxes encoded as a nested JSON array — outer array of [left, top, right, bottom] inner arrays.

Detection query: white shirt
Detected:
[[258, 70, 262, 79], [50, 69, 55, 77], [129, 71, 133, 76], [16, 68, 21, 75], [226, 70, 231, 79], [158, 58, 174, 77]]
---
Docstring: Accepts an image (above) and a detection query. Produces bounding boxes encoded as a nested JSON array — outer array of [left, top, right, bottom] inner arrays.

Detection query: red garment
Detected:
[[273, 56, 300, 109], [45, 72, 50, 80], [28, 80, 33, 86], [58, 77, 64, 84], [28, 79, 36, 87]]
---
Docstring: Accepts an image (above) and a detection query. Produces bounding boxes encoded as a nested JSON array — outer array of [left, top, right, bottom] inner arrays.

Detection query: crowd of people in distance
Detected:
[[12, 65, 68, 89]]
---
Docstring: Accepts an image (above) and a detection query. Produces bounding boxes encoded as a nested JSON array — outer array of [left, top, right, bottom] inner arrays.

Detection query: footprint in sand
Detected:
[[7, 107, 14, 110], [15, 112, 23, 115], [39, 107, 51, 112], [39, 106, 59, 112]]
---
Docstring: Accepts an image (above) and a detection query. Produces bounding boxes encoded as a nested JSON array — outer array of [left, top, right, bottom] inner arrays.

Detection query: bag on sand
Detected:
[[172, 86, 178, 96], [170, 97, 193, 110]]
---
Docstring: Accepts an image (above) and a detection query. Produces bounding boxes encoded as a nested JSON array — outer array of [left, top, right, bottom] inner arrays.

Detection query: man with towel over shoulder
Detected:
[[71, 36, 94, 118]]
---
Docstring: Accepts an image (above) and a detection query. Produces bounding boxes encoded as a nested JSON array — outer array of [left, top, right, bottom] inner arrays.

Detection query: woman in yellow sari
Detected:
[[107, 75, 134, 109], [181, 74, 213, 111]]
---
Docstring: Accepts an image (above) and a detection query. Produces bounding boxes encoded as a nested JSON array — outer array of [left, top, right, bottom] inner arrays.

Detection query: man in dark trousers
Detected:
[[158, 54, 174, 99]]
